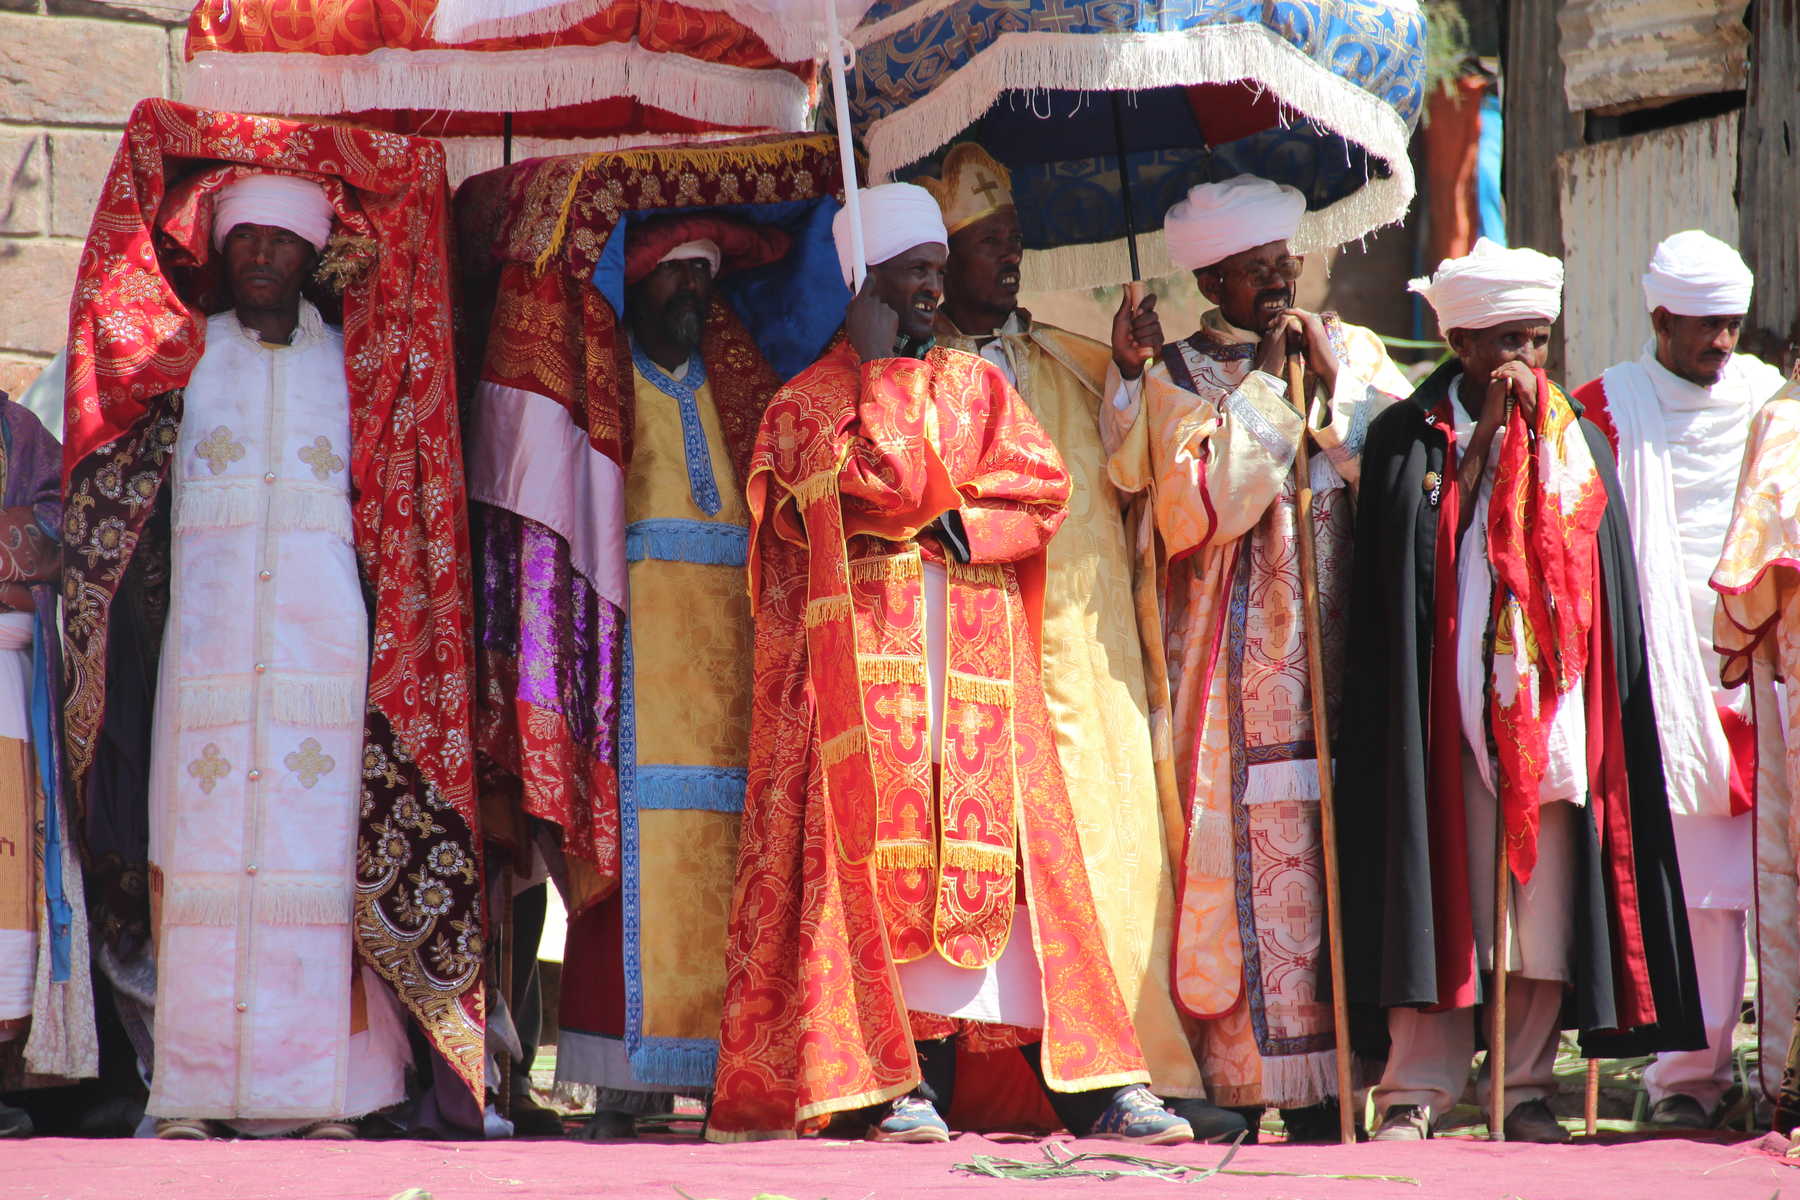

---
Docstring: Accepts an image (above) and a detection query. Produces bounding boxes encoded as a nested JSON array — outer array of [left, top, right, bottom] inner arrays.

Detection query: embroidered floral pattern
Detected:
[[195, 426, 246, 476], [298, 435, 344, 481], [283, 737, 335, 787]]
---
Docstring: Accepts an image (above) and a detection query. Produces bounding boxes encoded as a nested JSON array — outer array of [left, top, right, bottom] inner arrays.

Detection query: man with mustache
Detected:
[[1102, 176, 1409, 1141], [548, 212, 790, 1139], [708, 182, 1191, 1146], [1338, 240, 1702, 1143], [1572, 231, 1786, 1131], [921, 144, 1242, 1143]]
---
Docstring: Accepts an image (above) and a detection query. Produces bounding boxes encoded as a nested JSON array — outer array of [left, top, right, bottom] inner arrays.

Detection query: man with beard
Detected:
[[1339, 239, 1701, 1143], [1572, 231, 1786, 1130], [921, 143, 1241, 1142], [1102, 176, 1408, 1140], [707, 183, 1192, 1146], [550, 212, 789, 1139]]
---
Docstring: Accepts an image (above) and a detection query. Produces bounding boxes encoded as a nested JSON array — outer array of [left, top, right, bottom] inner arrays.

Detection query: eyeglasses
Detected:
[[1211, 256, 1305, 287]]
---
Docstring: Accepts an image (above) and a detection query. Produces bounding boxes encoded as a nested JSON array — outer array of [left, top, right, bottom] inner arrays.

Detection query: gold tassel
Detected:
[[850, 554, 922, 584], [860, 655, 927, 685], [605, 135, 837, 177], [873, 840, 935, 871], [821, 725, 867, 767], [789, 468, 838, 508], [941, 841, 1018, 875], [949, 561, 1006, 587], [804, 593, 852, 627], [947, 671, 1014, 707], [532, 152, 605, 274]]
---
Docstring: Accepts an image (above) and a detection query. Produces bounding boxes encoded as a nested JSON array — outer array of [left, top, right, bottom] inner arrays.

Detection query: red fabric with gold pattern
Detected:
[[709, 340, 1149, 1141], [623, 214, 791, 284], [1487, 372, 1608, 884], [61, 99, 484, 1095]]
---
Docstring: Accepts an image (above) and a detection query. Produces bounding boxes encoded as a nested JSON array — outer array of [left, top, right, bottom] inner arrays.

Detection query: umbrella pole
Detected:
[[1107, 92, 1150, 345], [1284, 351, 1357, 1146], [824, 0, 867, 289], [1491, 800, 1512, 1141], [503, 113, 514, 166]]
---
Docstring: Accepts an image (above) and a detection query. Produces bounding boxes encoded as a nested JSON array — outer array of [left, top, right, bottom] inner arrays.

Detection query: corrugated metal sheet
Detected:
[[1559, 0, 1751, 113], [1556, 113, 1740, 386]]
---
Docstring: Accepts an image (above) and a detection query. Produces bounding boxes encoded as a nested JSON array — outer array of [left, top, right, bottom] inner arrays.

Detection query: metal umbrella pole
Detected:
[[824, 0, 867, 289]]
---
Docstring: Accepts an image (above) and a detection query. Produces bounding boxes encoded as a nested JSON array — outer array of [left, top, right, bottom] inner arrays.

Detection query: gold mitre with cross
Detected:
[[918, 143, 1015, 235]]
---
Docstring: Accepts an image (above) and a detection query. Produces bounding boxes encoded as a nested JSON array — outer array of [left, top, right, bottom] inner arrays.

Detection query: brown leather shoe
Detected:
[[1501, 1099, 1570, 1144]]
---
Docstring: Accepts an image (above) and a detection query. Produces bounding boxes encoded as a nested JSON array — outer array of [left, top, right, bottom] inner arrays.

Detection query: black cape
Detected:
[[1334, 358, 1703, 1059]]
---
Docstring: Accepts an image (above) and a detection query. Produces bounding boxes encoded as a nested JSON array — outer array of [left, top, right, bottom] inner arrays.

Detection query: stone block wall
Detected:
[[0, 0, 185, 400]]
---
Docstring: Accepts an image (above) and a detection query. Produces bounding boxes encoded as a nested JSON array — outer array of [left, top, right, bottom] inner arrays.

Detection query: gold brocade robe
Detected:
[[938, 312, 1203, 1099]]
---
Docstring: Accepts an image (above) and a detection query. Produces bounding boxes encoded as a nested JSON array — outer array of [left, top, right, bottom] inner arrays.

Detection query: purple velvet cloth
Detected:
[[473, 501, 624, 780]]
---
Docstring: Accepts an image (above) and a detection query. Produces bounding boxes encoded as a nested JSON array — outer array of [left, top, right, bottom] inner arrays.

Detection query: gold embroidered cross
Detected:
[[195, 427, 245, 476], [298, 436, 344, 482], [187, 743, 231, 794], [873, 692, 930, 753], [972, 172, 1002, 206], [284, 737, 336, 788], [950, 704, 991, 757]]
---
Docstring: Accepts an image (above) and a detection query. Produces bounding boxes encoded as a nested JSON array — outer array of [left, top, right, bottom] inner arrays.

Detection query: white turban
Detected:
[[658, 239, 722, 277], [832, 183, 947, 285], [1409, 238, 1564, 332], [212, 173, 334, 252], [1162, 177, 1306, 272], [1642, 229, 1753, 317]]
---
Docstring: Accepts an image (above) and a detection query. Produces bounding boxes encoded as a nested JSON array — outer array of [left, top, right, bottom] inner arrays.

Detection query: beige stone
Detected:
[[0, 132, 46, 236], [47, 0, 189, 26], [0, 13, 168, 125], [0, 240, 81, 355], [49, 131, 119, 238]]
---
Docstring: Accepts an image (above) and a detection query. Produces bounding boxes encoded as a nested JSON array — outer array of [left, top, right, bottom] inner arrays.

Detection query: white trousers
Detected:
[[1643, 907, 1746, 1111], [1373, 978, 1565, 1122]]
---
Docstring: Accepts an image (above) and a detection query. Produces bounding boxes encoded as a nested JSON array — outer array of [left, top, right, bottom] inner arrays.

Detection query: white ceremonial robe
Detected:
[[145, 302, 408, 1125], [1601, 344, 1785, 1110]]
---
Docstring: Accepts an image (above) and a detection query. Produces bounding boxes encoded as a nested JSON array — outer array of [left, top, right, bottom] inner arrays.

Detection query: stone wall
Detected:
[[0, 0, 186, 400]]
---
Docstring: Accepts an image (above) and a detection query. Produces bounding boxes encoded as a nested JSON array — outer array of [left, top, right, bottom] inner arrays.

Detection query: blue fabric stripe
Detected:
[[631, 343, 722, 517], [627, 1037, 718, 1092], [625, 518, 748, 567], [636, 765, 746, 813]]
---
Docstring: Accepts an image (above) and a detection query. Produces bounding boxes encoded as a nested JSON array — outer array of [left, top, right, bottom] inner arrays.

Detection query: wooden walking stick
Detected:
[[1490, 792, 1512, 1141], [1284, 351, 1357, 1146], [1584, 1057, 1600, 1137]]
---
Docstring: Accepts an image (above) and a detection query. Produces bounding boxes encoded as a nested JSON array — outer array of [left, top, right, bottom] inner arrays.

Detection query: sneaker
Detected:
[[1501, 1098, 1570, 1144], [1164, 1097, 1250, 1144], [1370, 1104, 1431, 1141], [1647, 1093, 1711, 1130], [1087, 1086, 1194, 1145], [867, 1095, 950, 1143], [154, 1118, 212, 1141]]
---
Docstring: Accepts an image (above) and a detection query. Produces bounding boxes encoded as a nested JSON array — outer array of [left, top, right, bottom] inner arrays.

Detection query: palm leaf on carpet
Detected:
[[953, 1139, 1420, 1185]]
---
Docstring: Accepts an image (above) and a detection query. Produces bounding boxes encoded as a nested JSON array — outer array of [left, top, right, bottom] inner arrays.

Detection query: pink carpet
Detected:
[[4, 1132, 1791, 1200]]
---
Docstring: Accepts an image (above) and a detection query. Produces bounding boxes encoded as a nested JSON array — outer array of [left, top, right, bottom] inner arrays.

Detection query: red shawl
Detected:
[[61, 100, 484, 1095]]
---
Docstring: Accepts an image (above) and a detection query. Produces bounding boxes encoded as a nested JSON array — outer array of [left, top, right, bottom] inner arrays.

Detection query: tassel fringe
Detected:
[[849, 554, 922, 584], [942, 841, 1017, 874], [173, 481, 354, 543], [874, 840, 935, 870], [859, 655, 928, 685], [946, 671, 1013, 707], [1242, 759, 1322, 808], [178, 680, 251, 729], [1259, 1047, 1347, 1110], [821, 726, 867, 768], [789, 469, 838, 509], [861, 24, 1415, 290], [176, 675, 364, 730], [1189, 806, 1234, 879], [164, 880, 353, 927], [805, 593, 852, 627]]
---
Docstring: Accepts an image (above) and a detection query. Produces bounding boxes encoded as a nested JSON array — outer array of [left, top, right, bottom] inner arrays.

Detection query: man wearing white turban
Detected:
[[1101, 175, 1409, 1140], [708, 182, 1192, 1146], [143, 171, 416, 1139], [1338, 240, 1703, 1144], [1572, 230, 1786, 1131]]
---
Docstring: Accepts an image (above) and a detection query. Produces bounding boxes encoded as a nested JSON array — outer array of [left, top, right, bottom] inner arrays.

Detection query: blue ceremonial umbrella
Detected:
[[842, 0, 1428, 289]]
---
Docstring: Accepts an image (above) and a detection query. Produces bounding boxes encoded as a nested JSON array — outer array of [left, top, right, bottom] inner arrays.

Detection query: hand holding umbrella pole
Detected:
[[1283, 347, 1357, 1146]]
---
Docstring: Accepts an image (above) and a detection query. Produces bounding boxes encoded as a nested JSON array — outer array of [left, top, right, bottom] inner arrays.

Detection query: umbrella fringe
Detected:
[[185, 45, 811, 138], [861, 21, 1416, 274]]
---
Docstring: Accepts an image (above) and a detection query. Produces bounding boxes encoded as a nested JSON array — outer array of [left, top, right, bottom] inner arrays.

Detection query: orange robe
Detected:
[[708, 341, 1149, 1141]]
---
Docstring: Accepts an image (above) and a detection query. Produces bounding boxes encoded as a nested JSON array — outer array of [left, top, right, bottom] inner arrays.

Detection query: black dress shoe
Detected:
[[1280, 1100, 1355, 1143], [507, 1093, 567, 1137], [1501, 1099, 1570, 1144], [0, 1101, 32, 1138], [1647, 1093, 1711, 1130], [1163, 1097, 1250, 1143]]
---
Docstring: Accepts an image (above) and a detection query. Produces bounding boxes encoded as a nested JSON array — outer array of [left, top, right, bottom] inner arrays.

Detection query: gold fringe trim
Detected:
[[804, 593, 852, 627], [948, 561, 1006, 586], [941, 841, 1017, 874], [859, 655, 927, 685], [603, 135, 836, 178], [873, 840, 935, 870], [533, 153, 601, 275], [789, 469, 838, 509], [849, 554, 922, 584], [946, 670, 1013, 707], [820, 726, 867, 768]]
